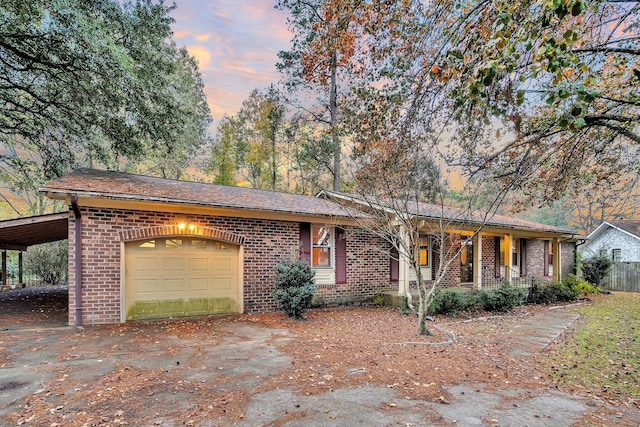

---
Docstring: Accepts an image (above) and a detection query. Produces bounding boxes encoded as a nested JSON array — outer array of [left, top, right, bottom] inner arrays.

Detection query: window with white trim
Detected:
[[612, 248, 622, 262], [312, 225, 333, 267]]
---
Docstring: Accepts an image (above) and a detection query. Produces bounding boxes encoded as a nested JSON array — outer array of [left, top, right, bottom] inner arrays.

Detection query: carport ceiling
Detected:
[[0, 212, 68, 251]]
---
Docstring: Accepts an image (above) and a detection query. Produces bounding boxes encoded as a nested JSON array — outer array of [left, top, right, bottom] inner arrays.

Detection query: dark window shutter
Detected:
[[336, 228, 347, 284], [390, 247, 399, 282], [520, 239, 527, 277], [299, 223, 311, 262], [494, 236, 501, 278], [543, 240, 549, 277]]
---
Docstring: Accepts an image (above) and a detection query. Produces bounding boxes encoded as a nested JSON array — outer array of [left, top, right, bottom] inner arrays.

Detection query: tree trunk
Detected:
[[329, 49, 340, 192], [411, 258, 436, 336]]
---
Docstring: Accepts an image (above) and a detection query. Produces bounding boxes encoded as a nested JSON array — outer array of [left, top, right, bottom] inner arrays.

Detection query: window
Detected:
[[214, 242, 232, 252], [418, 235, 430, 266], [599, 248, 608, 257], [165, 239, 183, 249], [312, 225, 332, 267], [191, 239, 207, 250], [138, 239, 156, 249], [512, 238, 520, 267], [612, 248, 622, 262]]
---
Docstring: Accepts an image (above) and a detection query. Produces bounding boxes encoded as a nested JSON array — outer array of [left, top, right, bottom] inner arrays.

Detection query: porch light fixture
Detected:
[[177, 222, 197, 232]]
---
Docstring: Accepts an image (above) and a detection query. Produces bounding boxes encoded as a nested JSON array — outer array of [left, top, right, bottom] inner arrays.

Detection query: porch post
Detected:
[[552, 238, 561, 281], [397, 225, 410, 297], [473, 233, 483, 290], [504, 234, 513, 282]]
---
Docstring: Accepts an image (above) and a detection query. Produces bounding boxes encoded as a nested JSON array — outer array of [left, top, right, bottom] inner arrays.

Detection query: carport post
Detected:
[[1, 250, 6, 288], [71, 195, 83, 326], [19, 251, 23, 287]]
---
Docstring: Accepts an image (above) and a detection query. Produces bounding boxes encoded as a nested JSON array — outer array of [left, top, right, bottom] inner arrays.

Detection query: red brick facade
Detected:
[[68, 207, 396, 325], [67, 206, 577, 325]]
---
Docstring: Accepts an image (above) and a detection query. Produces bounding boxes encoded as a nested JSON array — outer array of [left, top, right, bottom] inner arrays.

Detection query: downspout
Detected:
[[71, 195, 82, 326]]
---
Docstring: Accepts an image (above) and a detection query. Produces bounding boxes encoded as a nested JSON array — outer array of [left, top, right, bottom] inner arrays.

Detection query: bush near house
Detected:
[[563, 273, 599, 296], [427, 284, 525, 315], [581, 254, 612, 287], [481, 285, 526, 312], [526, 280, 578, 304], [426, 277, 600, 316], [272, 260, 317, 319]]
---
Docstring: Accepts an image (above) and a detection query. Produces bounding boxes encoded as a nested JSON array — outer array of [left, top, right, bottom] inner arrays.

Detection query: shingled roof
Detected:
[[608, 220, 640, 238], [40, 169, 355, 219], [322, 191, 577, 236]]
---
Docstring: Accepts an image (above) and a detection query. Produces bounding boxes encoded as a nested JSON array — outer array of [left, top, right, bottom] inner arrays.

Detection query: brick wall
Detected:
[[561, 242, 577, 278], [525, 239, 546, 279], [68, 207, 394, 325], [481, 235, 498, 281], [435, 234, 462, 288], [313, 227, 395, 305]]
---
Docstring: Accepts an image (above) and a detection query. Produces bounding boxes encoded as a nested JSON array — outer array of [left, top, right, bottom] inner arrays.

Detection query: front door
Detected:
[[460, 239, 473, 283]]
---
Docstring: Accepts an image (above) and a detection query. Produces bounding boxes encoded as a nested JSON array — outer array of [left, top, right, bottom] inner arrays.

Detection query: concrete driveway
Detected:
[[1, 289, 640, 426]]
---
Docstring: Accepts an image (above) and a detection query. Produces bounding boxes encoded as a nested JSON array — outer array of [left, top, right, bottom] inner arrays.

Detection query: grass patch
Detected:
[[541, 292, 640, 401]]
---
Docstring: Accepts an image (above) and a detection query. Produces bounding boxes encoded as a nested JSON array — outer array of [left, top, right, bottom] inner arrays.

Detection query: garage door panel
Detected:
[[212, 277, 233, 292], [125, 237, 240, 321], [187, 277, 210, 292], [132, 257, 159, 272], [134, 278, 160, 294], [212, 297, 236, 313], [188, 257, 210, 272], [213, 258, 232, 272], [162, 278, 187, 293], [163, 257, 187, 272]]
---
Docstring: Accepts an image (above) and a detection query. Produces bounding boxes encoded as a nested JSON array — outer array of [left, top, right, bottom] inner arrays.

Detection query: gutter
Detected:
[[71, 195, 82, 326]]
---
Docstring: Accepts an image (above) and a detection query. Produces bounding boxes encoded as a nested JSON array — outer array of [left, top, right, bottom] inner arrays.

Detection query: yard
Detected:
[[0, 290, 639, 425]]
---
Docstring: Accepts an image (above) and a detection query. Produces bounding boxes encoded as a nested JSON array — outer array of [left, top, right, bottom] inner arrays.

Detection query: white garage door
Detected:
[[124, 237, 240, 320]]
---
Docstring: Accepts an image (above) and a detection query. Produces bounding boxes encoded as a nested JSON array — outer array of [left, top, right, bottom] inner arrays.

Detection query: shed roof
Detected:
[[0, 212, 68, 250], [608, 220, 640, 239], [40, 168, 356, 219], [586, 220, 640, 242]]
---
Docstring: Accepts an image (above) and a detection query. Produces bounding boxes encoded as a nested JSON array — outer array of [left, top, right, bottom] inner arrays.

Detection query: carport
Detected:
[[0, 212, 68, 289]]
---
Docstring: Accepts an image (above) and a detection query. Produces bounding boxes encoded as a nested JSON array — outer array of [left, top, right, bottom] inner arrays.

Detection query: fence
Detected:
[[606, 263, 640, 293], [480, 265, 541, 290]]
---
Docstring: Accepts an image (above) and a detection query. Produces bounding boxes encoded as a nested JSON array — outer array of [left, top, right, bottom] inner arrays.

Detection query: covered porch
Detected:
[[395, 226, 573, 294]]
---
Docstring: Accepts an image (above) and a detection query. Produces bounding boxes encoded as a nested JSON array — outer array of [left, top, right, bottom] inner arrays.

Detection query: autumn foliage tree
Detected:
[[420, 0, 640, 205], [276, 0, 371, 191]]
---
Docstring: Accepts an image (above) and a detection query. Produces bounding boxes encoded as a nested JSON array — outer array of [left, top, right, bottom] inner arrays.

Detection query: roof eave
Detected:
[[41, 188, 355, 220]]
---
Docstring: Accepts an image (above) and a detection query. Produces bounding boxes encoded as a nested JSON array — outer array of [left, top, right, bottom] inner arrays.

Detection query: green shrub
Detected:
[[527, 280, 578, 304], [428, 288, 480, 315], [581, 254, 612, 286], [562, 274, 598, 296], [272, 260, 316, 319], [481, 284, 526, 312], [25, 241, 68, 286]]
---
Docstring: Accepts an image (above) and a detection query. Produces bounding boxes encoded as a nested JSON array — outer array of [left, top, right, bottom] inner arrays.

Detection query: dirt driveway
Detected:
[[1, 288, 639, 426]]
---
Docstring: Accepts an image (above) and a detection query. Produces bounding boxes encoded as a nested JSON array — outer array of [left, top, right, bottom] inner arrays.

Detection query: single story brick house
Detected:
[[40, 169, 578, 326]]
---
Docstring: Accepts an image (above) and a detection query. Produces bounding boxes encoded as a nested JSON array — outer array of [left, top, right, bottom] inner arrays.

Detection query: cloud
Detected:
[[171, 0, 294, 124], [186, 45, 212, 68]]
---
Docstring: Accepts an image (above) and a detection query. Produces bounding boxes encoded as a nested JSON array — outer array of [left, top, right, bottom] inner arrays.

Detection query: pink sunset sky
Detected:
[[170, 0, 292, 126]]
